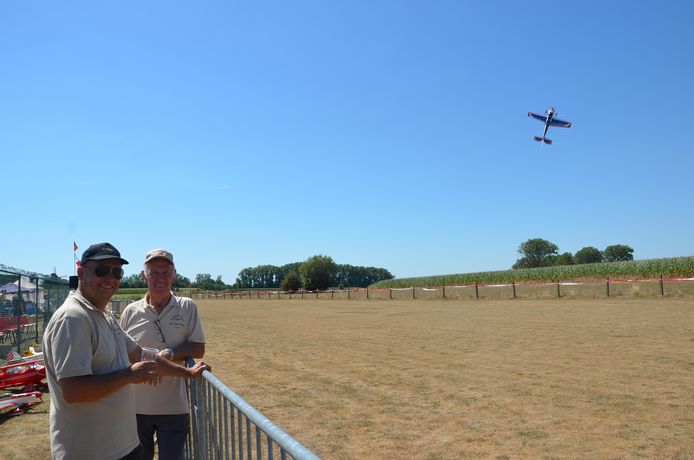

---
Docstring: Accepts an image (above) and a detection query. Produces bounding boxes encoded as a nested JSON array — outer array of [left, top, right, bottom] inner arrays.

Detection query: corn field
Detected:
[[371, 256, 694, 288]]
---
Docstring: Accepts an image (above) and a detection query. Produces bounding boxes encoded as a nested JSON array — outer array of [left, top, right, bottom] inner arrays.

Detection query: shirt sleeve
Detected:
[[123, 330, 139, 354], [50, 311, 95, 380], [185, 300, 206, 344]]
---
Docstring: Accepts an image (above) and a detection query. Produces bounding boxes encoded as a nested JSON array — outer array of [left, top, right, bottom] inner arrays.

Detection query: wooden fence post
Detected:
[[412, 286, 415, 299], [556, 282, 561, 298], [366, 287, 369, 300], [660, 274, 664, 296], [475, 283, 479, 299], [389, 289, 392, 299], [606, 277, 610, 297], [512, 281, 516, 298], [442, 285, 446, 299]]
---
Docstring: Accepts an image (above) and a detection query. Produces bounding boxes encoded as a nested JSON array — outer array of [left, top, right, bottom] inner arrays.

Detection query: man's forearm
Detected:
[[154, 355, 210, 378], [167, 342, 205, 361], [60, 369, 134, 403], [154, 354, 197, 378]]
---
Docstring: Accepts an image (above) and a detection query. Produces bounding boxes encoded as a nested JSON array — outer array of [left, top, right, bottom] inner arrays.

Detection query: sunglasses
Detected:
[[85, 264, 125, 280]]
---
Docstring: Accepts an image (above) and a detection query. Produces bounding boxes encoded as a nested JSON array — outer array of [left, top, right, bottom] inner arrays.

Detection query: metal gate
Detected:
[[184, 359, 320, 460]]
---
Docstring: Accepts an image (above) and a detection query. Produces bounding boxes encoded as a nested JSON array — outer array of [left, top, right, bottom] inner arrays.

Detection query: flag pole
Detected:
[[73, 242, 78, 275]]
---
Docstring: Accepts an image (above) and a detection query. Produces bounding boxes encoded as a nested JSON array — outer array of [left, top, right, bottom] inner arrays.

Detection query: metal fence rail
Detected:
[[185, 358, 320, 460]]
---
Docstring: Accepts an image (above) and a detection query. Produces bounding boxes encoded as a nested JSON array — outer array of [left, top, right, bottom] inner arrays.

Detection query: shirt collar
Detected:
[[71, 290, 104, 315], [144, 292, 175, 313]]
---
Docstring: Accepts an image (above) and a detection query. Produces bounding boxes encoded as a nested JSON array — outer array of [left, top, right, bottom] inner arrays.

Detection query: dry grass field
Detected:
[[1, 297, 692, 459]]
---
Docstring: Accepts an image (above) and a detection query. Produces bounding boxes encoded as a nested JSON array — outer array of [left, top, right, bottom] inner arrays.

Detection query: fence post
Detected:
[[475, 283, 479, 299], [277, 290, 280, 300], [34, 276, 39, 343], [389, 288, 392, 299], [556, 281, 561, 298], [606, 277, 610, 297], [301, 290, 304, 299], [512, 281, 516, 298], [412, 286, 415, 299], [316, 290, 319, 299], [331, 290, 334, 299], [366, 287, 369, 300], [660, 274, 664, 296], [442, 285, 446, 299]]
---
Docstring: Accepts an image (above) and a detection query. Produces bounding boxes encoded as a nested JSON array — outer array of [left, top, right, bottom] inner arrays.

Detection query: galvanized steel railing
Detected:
[[184, 358, 320, 460]]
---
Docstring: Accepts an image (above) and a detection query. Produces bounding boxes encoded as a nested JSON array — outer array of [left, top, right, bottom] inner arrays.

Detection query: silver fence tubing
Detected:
[[184, 358, 320, 460]]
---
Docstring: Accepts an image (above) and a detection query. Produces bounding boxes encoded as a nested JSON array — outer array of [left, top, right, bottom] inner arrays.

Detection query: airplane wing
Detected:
[[528, 112, 547, 122], [549, 118, 572, 128]]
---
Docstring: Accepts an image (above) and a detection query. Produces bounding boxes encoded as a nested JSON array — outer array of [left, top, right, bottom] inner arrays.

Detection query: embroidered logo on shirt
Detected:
[[169, 314, 185, 329]]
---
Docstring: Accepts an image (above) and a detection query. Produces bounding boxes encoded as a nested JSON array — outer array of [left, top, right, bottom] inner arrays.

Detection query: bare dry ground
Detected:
[[201, 297, 693, 459], [2, 297, 692, 459]]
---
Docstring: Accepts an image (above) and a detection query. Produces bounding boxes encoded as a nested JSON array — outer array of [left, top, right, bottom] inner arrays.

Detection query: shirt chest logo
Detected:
[[168, 314, 185, 329]]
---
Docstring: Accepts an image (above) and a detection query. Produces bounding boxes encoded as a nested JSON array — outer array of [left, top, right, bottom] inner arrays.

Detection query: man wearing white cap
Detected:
[[120, 248, 206, 460]]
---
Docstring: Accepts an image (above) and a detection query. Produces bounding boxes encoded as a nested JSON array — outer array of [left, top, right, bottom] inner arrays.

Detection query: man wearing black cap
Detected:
[[43, 243, 210, 460]]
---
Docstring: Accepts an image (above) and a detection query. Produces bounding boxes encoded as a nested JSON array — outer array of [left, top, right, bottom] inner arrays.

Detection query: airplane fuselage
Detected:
[[528, 107, 571, 145]]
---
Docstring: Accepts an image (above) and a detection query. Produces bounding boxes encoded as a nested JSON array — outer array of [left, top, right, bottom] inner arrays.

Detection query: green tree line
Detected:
[[120, 255, 393, 292], [119, 272, 231, 290], [513, 238, 634, 269], [234, 256, 393, 290]]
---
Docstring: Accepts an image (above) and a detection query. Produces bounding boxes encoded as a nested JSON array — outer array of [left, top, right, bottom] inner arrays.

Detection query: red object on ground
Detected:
[[0, 358, 46, 391], [0, 390, 43, 416]]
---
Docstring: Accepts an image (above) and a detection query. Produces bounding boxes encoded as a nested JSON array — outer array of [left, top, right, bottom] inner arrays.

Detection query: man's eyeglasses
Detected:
[[85, 265, 124, 280], [154, 319, 166, 344]]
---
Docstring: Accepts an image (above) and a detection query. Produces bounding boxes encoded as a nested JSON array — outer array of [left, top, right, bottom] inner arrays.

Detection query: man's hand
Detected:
[[130, 361, 158, 384], [188, 361, 211, 378], [158, 348, 175, 361]]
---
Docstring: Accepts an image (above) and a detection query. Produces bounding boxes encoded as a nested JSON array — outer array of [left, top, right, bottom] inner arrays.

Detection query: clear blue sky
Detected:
[[1, 1, 692, 282]]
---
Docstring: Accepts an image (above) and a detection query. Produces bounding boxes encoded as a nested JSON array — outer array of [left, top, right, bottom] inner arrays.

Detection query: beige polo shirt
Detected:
[[120, 294, 205, 414], [42, 290, 140, 460]]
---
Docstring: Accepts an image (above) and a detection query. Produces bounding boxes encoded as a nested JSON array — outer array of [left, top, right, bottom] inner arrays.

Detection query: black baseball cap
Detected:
[[80, 242, 129, 265]]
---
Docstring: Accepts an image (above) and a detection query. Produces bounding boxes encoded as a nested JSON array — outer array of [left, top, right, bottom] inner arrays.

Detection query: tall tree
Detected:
[[120, 273, 146, 288], [574, 247, 603, 264], [174, 273, 192, 288], [603, 244, 634, 262], [279, 272, 302, 291], [194, 273, 215, 290], [299, 255, 337, 291], [513, 238, 559, 269], [554, 252, 574, 266]]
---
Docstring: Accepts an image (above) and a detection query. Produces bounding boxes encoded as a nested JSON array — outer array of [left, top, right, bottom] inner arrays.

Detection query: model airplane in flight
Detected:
[[528, 107, 572, 144]]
